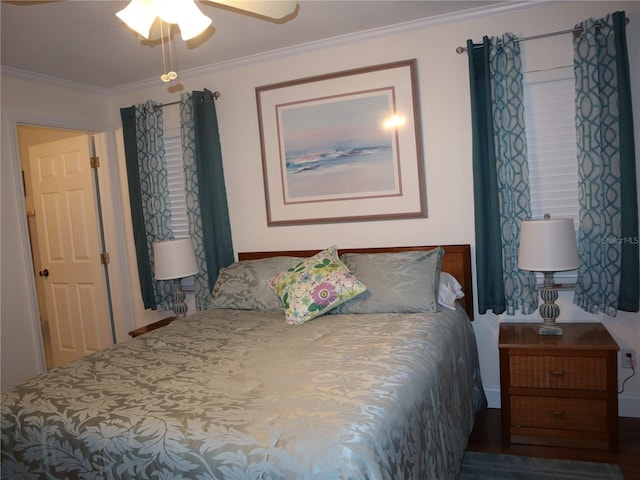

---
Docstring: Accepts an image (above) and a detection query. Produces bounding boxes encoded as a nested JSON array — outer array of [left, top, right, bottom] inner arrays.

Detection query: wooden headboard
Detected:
[[238, 244, 474, 320]]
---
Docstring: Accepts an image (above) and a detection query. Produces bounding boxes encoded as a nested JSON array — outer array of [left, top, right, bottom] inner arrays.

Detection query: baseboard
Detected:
[[484, 385, 501, 410], [483, 385, 640, 418], [618, 393, 640, 418]]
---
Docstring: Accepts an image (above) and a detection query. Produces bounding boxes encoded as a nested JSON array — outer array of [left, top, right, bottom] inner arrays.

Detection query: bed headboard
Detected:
[[238, 244, 474, 320]]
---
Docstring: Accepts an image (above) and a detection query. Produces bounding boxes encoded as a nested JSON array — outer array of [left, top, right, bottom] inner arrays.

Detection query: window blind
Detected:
[[164, 129, 189, 239]]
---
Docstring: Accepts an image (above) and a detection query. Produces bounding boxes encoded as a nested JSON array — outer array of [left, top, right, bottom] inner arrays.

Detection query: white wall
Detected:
[[2, 1, 639, 416]]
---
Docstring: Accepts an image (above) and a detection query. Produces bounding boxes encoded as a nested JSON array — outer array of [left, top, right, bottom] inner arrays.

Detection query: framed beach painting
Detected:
[[256, 59, 425, 226]]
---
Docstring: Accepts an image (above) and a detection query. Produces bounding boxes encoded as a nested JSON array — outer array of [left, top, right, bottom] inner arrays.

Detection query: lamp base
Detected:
[[172, 279, 188, 317], [538, 323, 563, 335], [537, 272, 563, 336]]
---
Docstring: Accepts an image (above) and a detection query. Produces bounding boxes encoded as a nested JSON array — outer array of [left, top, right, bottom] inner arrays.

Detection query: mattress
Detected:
[[1, 306, 486, 479]]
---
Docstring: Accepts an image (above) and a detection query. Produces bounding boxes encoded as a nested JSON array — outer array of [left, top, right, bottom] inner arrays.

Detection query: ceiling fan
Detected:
[[3, 1, 299, 41], [4, 0, 299, 83], [116, 0, 299, 41], [114, 0, 298, 82]]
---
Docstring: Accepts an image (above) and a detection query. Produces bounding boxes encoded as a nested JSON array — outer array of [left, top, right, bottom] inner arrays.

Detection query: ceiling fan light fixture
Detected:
[[175, 1, 212, 40], [116, 0, 156, 39], [177, 16, 212, 41], [153, 0, 188, 24], [153, 0, 211, 40], [117, 0, 211, 41]]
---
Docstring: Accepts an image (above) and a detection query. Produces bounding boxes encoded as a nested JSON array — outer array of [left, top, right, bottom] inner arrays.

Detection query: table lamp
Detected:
[[518, 214, 579, 335], [153, 238, 199, 316]]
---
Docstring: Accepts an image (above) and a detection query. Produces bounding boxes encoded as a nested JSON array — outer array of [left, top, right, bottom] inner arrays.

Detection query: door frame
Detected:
[[6, 112, 135, 374], [23, 129, 117, 368]]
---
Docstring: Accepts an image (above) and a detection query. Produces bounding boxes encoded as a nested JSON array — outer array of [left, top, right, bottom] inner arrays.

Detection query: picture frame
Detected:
[[256, 59, 425, 226]]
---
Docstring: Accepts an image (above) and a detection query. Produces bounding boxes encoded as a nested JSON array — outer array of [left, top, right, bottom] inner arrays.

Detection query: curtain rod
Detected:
[[456, 17, 629, 54], [156, 90, 221, 109]]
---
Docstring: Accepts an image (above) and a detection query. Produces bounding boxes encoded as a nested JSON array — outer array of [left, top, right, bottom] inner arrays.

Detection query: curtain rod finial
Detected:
[[456, 46, 467, 54]]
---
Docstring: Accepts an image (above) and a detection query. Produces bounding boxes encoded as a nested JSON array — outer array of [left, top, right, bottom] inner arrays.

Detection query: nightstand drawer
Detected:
[[509, 355, 607, 390], [511, 396, 608, 432]]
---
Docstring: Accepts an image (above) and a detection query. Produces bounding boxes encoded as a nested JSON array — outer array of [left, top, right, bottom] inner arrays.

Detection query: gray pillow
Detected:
[[209, 257, 300, 311], [332, 247, 444, 314]]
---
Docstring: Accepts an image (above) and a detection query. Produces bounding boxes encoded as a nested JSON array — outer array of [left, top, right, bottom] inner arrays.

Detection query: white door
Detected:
[[29, 135, 113, 367]]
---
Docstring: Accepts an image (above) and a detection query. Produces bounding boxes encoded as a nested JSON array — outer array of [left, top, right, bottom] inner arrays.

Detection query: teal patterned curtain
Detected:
[[180, 92, 212, 310], [121, 101, 174, 310], [490, 33, 538, 315], [191, 90, 235, 294], [572, 11, 639, 315], [468, 34, 537, 315]]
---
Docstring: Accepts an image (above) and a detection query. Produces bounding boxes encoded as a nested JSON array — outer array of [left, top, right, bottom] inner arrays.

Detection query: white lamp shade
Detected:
[[518, 217, 580, 272], [116, 0, 157, 39], [177, 12, 212, 41], [153, 238, 199, 280]]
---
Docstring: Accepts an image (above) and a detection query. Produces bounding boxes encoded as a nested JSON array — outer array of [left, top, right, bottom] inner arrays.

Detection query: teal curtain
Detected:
[[490, 33, 538, 315], [121, 106, 154, 309], [468, 37, 505, 315], [180, 92, 212, 310], [191, 89, 234, 294], [468, 34, 537, 315], [572, 11, 639, 315], [121, 101, 174, 310]]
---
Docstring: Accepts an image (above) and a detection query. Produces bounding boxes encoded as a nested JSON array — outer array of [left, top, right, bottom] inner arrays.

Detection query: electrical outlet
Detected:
[[622, 349, 636, 369]]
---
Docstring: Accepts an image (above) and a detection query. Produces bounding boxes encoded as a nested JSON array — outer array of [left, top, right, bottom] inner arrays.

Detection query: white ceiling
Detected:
[[1, 0, 508, 90]]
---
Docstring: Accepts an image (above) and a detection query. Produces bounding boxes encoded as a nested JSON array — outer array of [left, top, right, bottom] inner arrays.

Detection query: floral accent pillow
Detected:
[[267, 247, 367, 325]]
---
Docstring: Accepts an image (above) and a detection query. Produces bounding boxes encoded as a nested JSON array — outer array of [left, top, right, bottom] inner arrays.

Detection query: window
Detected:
[[164, 127, 195, 290], [164, 129, 189, 238], [523, 66, 579, 285]]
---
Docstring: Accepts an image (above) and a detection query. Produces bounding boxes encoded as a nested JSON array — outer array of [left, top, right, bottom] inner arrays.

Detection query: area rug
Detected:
[[459, 451, 624, 480]]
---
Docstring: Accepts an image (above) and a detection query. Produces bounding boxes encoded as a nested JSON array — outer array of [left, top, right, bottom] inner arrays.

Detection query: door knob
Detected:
[[39, 269, 49, 278]]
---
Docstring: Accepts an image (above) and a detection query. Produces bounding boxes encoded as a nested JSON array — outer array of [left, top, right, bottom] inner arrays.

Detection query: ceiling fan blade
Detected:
[[1, 1, 61, 4], [203, 0, 298, 20]]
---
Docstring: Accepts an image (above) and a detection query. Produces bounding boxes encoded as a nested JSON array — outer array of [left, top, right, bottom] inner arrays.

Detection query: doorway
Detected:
[[19, 125, 115, 369]]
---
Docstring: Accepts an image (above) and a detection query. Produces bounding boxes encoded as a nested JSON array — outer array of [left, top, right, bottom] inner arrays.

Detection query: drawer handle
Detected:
[[551, 410, 566, 418], [550, 370, 565, 377]]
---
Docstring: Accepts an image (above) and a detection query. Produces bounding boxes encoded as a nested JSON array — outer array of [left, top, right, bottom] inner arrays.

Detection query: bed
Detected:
[[1, 244, 486, 479]]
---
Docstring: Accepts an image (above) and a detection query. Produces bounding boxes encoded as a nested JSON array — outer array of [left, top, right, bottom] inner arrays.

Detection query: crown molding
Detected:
[[1, 65, 112, 96], [112, 1, 553, 94]]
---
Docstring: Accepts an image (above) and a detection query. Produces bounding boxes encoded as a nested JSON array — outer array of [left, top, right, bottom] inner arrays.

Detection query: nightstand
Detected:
[[128, 317, 176, 338], [498, 322, 619, 451]]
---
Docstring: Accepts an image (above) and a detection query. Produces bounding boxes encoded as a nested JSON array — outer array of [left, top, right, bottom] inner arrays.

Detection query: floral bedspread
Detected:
[[1, 307, 486, 479]]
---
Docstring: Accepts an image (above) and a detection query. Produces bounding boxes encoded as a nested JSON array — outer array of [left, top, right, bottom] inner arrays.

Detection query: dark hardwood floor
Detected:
[[466, 408, 640, 479]]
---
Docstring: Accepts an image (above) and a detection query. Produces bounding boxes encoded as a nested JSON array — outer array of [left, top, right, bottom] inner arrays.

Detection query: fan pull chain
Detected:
[[160, 21, 177, 83]]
